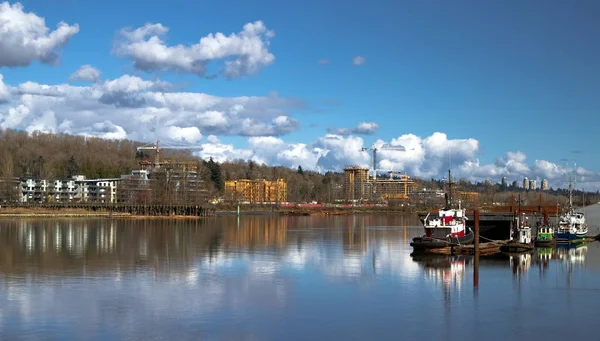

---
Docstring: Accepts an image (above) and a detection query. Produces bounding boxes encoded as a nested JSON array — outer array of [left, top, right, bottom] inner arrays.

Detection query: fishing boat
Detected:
[[534, 223, 555, 246], [500, 213, 534, 253], [411, 170, 474, 251], [555, 180, 588, 243]]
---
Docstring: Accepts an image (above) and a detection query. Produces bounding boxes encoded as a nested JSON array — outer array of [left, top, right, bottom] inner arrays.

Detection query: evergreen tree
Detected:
[[297, 165, 304, 175], [66, 156, 79, 177], [205, 157, 224, 190]]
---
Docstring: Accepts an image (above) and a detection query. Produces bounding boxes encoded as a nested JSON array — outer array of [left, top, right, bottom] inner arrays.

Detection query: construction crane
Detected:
[[387, 170, 412, 199], [360, 144, 406, 199], [136, 140, 203, 169]]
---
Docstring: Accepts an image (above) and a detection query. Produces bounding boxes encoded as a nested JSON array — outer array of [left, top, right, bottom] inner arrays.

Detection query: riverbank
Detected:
[[0, 204, 416, 218], [0, 207, 132, 218]]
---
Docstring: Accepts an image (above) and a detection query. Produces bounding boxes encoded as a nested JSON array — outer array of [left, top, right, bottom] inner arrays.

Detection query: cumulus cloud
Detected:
[[327, 121, 379, 135], [0, 74, 9, 102], [0, 2, 79, 67], [352, 56, 366, 66], [0, 74, 304, 142], [114, 21, 275, 79], [353, 122, 378, 135], [194, 131, 600, 189], [69, 65, 101, 83]]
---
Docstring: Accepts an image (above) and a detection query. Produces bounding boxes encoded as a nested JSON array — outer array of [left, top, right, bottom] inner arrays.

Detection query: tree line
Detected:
[[0, 129, 596, 205]]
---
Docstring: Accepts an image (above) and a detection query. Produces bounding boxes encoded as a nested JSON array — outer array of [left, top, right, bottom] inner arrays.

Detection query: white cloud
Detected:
[[194, 132, 600, 189], [239, 115, 300, 137], [352, 56, 366, 66], [0, 74, 302, 143], [0, 74, 9, 102], [327, 121, 379, 136], [69, 65, 101, 83], [114, 21, 275, 79], [353, 122, 378, 135], [0, 2, 79, 67]]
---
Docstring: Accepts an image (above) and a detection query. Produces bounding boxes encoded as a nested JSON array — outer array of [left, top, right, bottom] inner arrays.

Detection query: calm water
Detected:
[[0, 215, 599, 341]]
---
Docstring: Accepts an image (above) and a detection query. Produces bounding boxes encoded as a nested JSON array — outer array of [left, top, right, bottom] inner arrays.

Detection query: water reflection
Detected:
[[0, 216, 599, 340]]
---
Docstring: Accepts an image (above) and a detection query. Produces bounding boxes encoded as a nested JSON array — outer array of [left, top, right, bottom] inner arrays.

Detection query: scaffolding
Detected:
[[343, 166, 415, 202], [225, 179, 287, 203], [343, 166, 370, 201]]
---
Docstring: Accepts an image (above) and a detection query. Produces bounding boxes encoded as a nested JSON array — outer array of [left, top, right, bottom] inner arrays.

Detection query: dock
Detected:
[[425, 242, 503, 256]]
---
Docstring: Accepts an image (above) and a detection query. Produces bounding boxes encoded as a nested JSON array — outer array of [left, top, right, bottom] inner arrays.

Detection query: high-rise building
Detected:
[[541, 179, 549, 191], [484, 178, 493, 186], [343, 166, 371, 201], [530, 180, 537, 191], [523, 177, 529, 190], [501, 177, 508, 188], [512, 180, 519, 188]]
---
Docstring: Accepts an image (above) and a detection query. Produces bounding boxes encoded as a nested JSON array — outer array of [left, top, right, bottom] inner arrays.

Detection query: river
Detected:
[[0, 215, 598, 340]]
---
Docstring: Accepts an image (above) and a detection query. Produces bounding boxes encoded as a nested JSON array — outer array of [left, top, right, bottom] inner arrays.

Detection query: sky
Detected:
[[0, 0, 600, 189]]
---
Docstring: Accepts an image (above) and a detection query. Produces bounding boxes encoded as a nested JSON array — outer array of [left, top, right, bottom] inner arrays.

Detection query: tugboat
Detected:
[[411, 170, 474, 252], [555, 179, 588, 243], [500, 212, 534, 253]]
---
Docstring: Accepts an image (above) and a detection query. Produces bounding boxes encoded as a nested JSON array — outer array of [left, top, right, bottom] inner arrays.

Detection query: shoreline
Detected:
[[0, 206, 417, 218]]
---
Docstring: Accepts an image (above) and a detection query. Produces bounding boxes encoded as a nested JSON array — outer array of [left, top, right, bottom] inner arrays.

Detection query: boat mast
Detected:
[[568, 180, 573, 210], [448, 169, 452, 209]]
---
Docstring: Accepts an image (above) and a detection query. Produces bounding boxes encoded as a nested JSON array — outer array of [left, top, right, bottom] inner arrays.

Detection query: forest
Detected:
[[0, 129, 597, 205]]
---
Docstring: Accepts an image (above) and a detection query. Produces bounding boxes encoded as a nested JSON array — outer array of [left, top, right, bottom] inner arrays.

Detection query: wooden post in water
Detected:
[[474, 205, 480, 289]]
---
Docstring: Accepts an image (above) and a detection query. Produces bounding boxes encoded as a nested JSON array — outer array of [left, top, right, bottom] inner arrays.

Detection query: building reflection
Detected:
[[0, 215, 420, 280]]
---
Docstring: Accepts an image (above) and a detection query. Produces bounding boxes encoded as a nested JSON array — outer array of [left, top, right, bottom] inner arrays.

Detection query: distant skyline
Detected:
[[1, 1, 599, 189]]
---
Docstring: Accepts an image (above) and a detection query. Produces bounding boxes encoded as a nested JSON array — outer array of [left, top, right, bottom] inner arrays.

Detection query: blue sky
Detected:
[[1, 0, 599, 187]]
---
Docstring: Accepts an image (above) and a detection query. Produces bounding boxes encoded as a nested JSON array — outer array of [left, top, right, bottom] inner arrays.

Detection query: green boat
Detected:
[[534, 225, 556, 246]]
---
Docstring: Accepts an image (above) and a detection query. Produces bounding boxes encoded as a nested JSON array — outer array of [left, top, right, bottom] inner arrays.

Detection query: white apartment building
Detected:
[[19, 176, 120, 203]]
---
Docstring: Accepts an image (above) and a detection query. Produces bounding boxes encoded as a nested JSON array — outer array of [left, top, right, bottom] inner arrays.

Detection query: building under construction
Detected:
[[225, 179, 287, 203], [343, 166, 371, 201], [458, 191, 479, 203], [343, 166, 415, 202], [119, 141, 208, 204]]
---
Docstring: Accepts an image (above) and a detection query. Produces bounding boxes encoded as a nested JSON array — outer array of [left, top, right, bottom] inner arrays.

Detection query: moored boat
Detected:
[[500, 213, 534, 253], [534, 224, 556, 246], [411, 170, 474, 252], [554, 180, 588, 243]]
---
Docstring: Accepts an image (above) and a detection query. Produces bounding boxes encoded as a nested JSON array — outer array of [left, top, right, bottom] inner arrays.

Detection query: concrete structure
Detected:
[[51, 179, 78, 202], [374, 179, 416, 200], [342, 167, 415, 202], [523, 177, 529, 190], [17, 176, 120, 203], [225, 179, 287, 203], [501, 177, 508, 188], [21, 179, 51, 202], [343, 166, 371, 201], [120, 169, 207, 204], [529, 180, 537, 191], [512, 180, 519, 188], [541, 179, 549, 191]]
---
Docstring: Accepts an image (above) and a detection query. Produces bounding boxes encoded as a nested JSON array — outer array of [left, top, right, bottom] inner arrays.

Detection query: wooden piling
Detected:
[[474, 206, 480, 289], [474, 207, 480, 257]]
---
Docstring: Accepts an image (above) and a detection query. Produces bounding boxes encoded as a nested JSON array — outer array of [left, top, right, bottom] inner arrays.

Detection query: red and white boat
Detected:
[[411, 170, 474, 250]]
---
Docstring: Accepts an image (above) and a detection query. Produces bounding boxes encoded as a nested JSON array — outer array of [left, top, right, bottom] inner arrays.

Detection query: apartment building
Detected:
[[18, 176, 120, 203]]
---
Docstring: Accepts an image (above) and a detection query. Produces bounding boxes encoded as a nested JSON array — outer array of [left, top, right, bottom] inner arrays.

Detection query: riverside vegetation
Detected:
[[0, 129, 597, 207]]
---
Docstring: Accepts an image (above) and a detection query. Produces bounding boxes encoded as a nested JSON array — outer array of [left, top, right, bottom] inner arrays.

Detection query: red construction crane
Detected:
[[136, 140, 203, 169]]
